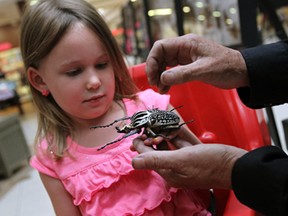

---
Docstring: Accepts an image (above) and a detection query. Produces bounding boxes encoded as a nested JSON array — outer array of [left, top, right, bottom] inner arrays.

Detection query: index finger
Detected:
[[133, 137, 156, 153], [146, 55, 166, 86]]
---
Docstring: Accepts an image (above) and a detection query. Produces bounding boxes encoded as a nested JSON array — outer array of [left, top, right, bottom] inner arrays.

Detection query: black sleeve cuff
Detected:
[[232, 146, 288, 215], [237, 41, 288, 108]]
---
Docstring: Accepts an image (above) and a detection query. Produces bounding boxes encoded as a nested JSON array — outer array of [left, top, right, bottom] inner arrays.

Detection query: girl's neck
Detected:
[[75, 100, 125, 128], [72, 100, 127, 148]]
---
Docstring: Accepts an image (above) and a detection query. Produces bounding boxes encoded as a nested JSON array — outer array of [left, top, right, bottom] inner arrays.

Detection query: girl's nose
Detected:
[[86, 72, 101, 90]]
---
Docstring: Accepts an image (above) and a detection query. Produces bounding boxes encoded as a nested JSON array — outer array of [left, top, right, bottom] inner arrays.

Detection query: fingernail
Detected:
[[132, 157, 145, 169], [153, 137, 162, 143], [162, 70, 173, 83], [164, 70, 173, 74]]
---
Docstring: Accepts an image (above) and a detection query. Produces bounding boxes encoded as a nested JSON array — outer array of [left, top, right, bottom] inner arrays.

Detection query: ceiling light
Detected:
[[97, 8, 105, 16], [197, 15, 205, 21], [148, 8, 172, 17], [226, 18, 233, 25], [183, 6, 191, 13], [229, 7, 237, 14], [212, 11, 221, 17], [30, 0, 39, 6], [195, 2, 204, 8]]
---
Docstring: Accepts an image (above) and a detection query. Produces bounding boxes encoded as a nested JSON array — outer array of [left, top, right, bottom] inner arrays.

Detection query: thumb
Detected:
[[161, 64, 196, 85], [132, 151, 174, 170]]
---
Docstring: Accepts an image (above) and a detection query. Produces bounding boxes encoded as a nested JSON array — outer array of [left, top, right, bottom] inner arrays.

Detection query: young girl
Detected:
[[22, 0, 211, 215]]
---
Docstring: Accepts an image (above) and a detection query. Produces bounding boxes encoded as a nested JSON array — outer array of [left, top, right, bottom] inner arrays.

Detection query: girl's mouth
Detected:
[[84, 95, 104, 103]]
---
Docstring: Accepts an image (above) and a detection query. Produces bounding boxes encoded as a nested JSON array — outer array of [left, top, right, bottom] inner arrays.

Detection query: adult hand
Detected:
[[132, 136, 247, 189], [146, 34, 249, 93]]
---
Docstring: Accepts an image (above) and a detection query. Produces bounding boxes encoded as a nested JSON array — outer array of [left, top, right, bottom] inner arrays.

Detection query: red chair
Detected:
[[129, 63, 270, 216]]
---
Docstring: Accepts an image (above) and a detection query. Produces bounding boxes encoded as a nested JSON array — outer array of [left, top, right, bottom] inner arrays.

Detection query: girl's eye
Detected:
[[66, 68, 82, 77], [95, 62, 108, 70]]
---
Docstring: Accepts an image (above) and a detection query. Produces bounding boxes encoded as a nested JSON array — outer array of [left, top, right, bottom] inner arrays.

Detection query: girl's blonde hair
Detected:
[[20, 0, 139, 158]]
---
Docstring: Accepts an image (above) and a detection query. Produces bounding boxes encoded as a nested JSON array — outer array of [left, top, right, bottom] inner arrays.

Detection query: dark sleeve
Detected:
[[232, 146, 288, 216], [237, 41, 288, 108]]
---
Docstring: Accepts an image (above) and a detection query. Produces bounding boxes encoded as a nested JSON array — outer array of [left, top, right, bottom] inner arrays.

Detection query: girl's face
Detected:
[[29, 23, 116, 121]]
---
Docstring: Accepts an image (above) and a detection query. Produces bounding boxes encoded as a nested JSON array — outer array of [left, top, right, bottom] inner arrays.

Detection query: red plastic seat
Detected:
[[129, 63, 271, 216]]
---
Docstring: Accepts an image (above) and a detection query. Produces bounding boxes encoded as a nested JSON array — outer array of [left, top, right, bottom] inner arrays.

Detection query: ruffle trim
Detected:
[[61, 148, 209, 215], [62, 148, 136, 203]]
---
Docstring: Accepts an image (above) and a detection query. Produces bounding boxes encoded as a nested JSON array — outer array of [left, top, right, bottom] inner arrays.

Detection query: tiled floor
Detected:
[[0, 101, 287, 216]]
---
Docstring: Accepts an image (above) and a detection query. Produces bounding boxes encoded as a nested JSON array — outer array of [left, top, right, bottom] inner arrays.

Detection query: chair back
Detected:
[[130, 63, 271, 216]]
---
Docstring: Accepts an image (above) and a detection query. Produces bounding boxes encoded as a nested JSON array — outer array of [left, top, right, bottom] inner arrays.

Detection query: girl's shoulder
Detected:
[[130, 88, 170, 111], [137, 88, 165, 99], [29, 137, 60, 178]]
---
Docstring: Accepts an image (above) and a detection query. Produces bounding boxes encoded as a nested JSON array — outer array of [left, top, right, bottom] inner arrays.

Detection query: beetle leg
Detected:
[[97, 128, 141, 151], [169, 105, 183, 112], [90, 116, 131, 129], [144, 127, 157, 137], [179, 119, 194, 127]]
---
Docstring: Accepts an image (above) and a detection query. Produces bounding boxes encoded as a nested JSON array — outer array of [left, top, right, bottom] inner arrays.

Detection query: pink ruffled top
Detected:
[[30, 89, 211, 216]]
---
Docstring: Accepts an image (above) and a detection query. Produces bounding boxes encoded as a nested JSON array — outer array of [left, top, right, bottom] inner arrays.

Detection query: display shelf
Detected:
[[0, 47, 31, 110], [0, 47, 24, 72]]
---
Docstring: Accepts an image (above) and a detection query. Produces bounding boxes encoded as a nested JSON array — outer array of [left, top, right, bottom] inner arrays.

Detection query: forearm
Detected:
[[231, 146, 288, 215], [237, 41, 288, 108]]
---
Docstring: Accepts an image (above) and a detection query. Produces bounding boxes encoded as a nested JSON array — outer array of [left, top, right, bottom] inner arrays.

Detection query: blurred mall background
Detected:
[[0, 0, 288, 215]]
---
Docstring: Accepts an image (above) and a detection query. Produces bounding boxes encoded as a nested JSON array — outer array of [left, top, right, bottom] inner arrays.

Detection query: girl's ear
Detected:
[[27, 67, 47, 93]]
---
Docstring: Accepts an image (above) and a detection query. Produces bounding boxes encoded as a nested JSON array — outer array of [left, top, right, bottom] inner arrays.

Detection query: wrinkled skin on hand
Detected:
[[131, 134, 247, 190], [138, 34, 249, 190], [146, 34, 249, 93]]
